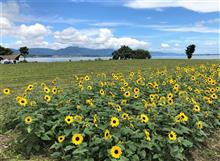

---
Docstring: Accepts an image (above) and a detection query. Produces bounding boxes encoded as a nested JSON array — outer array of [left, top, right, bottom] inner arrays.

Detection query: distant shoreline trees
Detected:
[[112, 46, 151, 60], [0, 46, 13, 55]]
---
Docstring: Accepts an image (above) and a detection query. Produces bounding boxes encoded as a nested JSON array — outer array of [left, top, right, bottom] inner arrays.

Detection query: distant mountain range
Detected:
[[12, 46, 114, 57], [11, 46, 219, 57]]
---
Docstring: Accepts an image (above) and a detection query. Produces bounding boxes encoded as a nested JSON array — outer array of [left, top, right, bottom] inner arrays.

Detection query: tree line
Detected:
[[0, 44, 196, 60]]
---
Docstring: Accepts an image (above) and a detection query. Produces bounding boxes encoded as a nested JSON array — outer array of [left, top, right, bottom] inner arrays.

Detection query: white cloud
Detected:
[[161, 43, 170, 48], [124, 0, 220, 13], [54, 27, 148, 49], [159, 26, 220, 33], [91, 22, 131, 27]]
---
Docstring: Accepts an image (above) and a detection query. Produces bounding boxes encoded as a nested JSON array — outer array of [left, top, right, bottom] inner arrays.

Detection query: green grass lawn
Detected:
[[1, 59, 219, 89], [0, 59, 219, 161]]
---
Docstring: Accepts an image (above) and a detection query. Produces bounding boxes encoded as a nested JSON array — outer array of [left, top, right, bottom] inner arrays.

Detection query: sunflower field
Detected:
[[2, 63, 220, 161]]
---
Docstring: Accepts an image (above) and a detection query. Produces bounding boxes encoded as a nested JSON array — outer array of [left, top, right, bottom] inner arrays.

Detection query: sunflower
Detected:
[[87, 85, 92, 90], [24, 116, 32, 124], [3, 88, 10, 95], [144, 129, 151, 141], [104, 129, 112, 140], [121, 113, 129, 120], [140, 114, 149, 123], [167, 98, 174, 105], [134, 87, 140, 93], [84, 75, 90, 81], [168, 131, 177, 141], [121, 99, 127, 106], [86, 99, 93, 106], [116, 104, 122, 112], [192, 104, 200, 112], [65, 115, 74, 125], [44, 86, 50, 93], [196, 121, 203, 129], [123, 91, 130, 98], [19, 97, 28, 107], [167, 93, 173, 99], [110, 146, 122, 159], [27, 84, 33, 91], [133, 93, 139, 99], [52, 87, 57, 95], [175, 112, 188, 122], [211, 93, 218, 99], [72, 133, 83, 145], [44, 95, 51, 102], [58, 135, 65, 143], [99, 89, 105, 95], [110, 117, 120, 127]]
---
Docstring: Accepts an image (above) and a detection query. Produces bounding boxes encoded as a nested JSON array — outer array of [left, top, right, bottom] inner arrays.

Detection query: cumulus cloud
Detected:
[[124, 0, 220, 13], [54, 27, 148, 49], [161, 43, 170, 48]]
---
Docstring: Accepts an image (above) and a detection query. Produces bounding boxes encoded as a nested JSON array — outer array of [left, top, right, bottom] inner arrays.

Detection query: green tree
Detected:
[[112, 46, 133, 59], [185, 44, 196, 59], [19, 46, 29, 61], [112, 46, 151, 60], [132, 49, 151, 59], [0, 46, 13, 55]]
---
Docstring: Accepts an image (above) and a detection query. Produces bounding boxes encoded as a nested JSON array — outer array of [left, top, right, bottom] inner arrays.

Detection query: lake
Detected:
[[24, 55, 219, 62]]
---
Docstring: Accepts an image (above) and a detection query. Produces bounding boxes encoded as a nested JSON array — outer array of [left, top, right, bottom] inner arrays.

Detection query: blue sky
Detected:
[[0, 0, 219, 54]]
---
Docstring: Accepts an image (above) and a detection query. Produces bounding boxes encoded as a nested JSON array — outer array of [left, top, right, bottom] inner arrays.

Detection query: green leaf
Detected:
[[64, 145, 74, 151], [41, 134, 51, 141]]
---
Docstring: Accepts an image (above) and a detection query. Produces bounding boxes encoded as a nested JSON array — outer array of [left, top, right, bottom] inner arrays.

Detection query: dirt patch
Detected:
[[188, 129, 220, 161]]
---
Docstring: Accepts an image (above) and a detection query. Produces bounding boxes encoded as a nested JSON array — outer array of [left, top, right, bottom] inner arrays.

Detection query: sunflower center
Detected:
[[142, 117, 146, 120], [76, 137, 79, 141], [21, 100, 24, 103], [115, 150, 119, 154], [170, 134, 173, 137], [113, 120, 116, 123]]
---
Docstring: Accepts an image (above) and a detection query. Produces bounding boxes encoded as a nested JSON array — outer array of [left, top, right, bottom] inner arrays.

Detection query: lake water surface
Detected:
[[25, 55, 220, 62]]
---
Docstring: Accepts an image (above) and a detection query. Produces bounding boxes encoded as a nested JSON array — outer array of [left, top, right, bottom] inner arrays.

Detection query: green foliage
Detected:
[[185, 44, 196, 59], [19, 46, 29, 60], [0, 45, 13, 55], [112, 46, 151, 60]]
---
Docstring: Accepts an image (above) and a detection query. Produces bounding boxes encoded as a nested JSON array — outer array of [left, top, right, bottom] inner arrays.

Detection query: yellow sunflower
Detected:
[[52, 87, 57, 95], [192, 104, 200, 112], [87, 85, 92, 90], [144, 129, 151, 141], [19, 98, 28, 107], [99, 89, 105, 95], [211, 93, 218, 99], [3, 88, 10, 95], [167, 93, 173, 99], [65, 115, 74, 125], [27, 84, 33, 91], [110, 146, 122, 159], [24, 116, 32, 124], [72, 133, 83, 145], [123, 91, 130, 98], [167, 98, 174, 105], [121, 113, 129, 120], [140, 114, 149, 123], [44, 95, 51, 102], [58, 135, 65, 143], [110, 117, 120, 127], [133, 87, 140, 93], [44, 86, 50, 93], [196, 121, 203, 129], [168, 131, 177, 141], [104, 129, 112, 140]]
